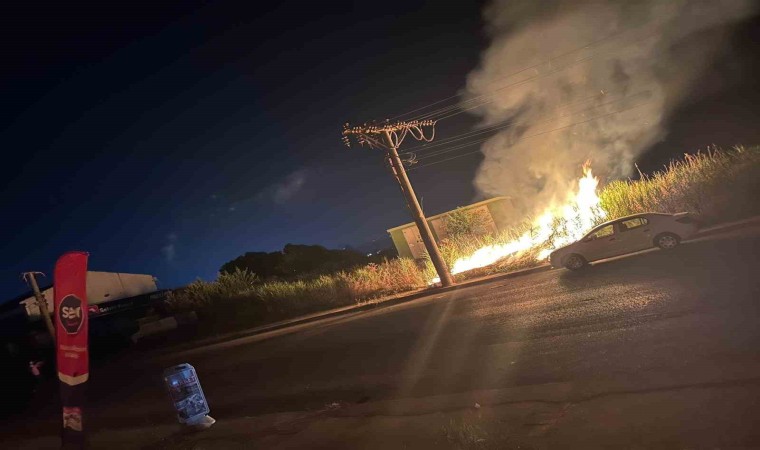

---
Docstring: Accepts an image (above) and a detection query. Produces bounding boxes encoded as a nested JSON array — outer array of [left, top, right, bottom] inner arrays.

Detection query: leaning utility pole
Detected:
[[23, 272, 56, 342], [343, 120, 454, 287]]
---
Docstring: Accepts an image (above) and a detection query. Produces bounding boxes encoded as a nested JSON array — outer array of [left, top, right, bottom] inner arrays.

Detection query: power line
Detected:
[[406, 88, 652, 161], [399, 88, 611, 155], [422, 54, 595, 122], [407, 99, 652, 171]]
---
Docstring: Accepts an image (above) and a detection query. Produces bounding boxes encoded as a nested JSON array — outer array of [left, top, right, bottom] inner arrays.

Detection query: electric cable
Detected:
[[407, 99, 652, 171]]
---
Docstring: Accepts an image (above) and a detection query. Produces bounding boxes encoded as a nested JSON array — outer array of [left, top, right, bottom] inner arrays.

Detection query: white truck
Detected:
[[20, 271, 158, 320]]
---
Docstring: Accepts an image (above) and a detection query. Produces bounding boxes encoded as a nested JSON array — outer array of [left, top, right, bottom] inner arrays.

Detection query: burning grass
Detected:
[[426, 145, 759, 282], [169, 145, 758, 333], [425, 162, 608, 283]]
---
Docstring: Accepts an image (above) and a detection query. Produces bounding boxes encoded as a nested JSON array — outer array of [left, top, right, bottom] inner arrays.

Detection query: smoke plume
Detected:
[[467, 0, 755, 221]]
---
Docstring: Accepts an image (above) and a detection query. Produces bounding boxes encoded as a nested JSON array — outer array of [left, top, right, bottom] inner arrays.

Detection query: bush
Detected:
[[219, 244, 373, 280], [445, 207, 492, 238]]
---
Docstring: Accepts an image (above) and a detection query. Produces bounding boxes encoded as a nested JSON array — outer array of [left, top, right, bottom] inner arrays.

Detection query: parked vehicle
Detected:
[[549, 212, 699, 270]]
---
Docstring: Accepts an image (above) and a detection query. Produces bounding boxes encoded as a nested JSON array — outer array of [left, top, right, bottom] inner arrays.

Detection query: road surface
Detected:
[[5, 226, 760, 448]]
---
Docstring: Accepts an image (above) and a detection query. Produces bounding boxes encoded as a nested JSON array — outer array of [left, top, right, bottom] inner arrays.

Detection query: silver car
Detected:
[[549, 212, 699, 270]]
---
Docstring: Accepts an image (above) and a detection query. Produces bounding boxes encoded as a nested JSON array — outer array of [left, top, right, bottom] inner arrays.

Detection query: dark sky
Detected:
[[1, 1, 757, 299]]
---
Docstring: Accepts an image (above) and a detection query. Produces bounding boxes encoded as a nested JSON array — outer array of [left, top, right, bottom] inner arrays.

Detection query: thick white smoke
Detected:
[[467, 0, 755, 221]]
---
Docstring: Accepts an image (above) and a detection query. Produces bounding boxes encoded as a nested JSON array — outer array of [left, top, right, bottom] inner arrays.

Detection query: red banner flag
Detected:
[[54, 251, 89, 445]]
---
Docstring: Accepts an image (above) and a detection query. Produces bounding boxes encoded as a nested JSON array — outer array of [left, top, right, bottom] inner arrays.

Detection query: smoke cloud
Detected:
[[467, 0, 755, 221]]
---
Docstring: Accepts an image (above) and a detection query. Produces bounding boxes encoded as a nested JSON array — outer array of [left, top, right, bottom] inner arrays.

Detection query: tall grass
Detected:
[[599, 145, 760, 223], [167, 259, 427, 330], [169, 146, 758, 332]]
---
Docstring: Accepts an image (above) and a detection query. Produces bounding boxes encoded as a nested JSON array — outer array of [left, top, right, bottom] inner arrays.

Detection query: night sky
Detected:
[[1, 1, 758, 299]]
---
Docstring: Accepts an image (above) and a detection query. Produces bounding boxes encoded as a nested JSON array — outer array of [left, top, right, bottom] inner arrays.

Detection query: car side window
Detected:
[[619, 217, 648, 232], [592, 224, 614, 239]]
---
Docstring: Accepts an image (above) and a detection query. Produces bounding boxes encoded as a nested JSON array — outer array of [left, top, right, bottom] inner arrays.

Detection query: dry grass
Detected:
[[169, 145, 758, 331], [599, 145, 760, 224], [167, 259, 427, 330]]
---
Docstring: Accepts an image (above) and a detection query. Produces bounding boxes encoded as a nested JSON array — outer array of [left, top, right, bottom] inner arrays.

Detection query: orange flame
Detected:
[[431, 164, 605, 283]]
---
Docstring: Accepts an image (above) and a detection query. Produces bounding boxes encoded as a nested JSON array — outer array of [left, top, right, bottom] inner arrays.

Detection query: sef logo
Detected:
[[58, 295, 84, 334], [61, 306, 81, 319]]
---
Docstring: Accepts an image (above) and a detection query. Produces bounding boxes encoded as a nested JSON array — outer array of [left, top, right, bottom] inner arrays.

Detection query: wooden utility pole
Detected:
[[23, 272, 56, 342], [343, 120, 454, 287]]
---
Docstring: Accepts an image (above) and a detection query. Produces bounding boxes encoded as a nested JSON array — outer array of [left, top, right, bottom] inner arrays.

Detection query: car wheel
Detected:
[[564, 254, 587, 270], [655, 232, 680, 249]]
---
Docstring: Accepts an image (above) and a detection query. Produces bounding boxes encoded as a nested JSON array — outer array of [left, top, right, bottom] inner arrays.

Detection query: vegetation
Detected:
[[599, 145, 760, 224], [445, 207, 492, 238], [169, 146, 758, 333], [220, 244, 382, 279], [429, 228, 550, 282], [168, 259, 427, 331]]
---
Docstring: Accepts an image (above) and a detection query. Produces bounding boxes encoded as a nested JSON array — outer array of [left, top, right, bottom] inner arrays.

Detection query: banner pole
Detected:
[[54, 251, 90, 449]]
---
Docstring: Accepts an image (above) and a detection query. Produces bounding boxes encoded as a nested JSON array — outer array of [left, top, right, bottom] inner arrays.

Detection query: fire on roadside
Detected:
[[431, 163, 606, 284]]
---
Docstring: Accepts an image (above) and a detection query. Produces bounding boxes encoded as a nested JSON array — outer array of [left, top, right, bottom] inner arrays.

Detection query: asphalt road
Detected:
[[5, 226, 760, 447]]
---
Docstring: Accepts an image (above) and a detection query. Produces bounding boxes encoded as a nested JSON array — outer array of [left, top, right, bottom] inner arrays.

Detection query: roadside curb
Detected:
[[690, 215, 760, 240], [155, 215, 759, 355]]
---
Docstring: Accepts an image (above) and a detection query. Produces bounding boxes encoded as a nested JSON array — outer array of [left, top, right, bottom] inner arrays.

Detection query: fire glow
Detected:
[[431, 164, 606, 283]]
